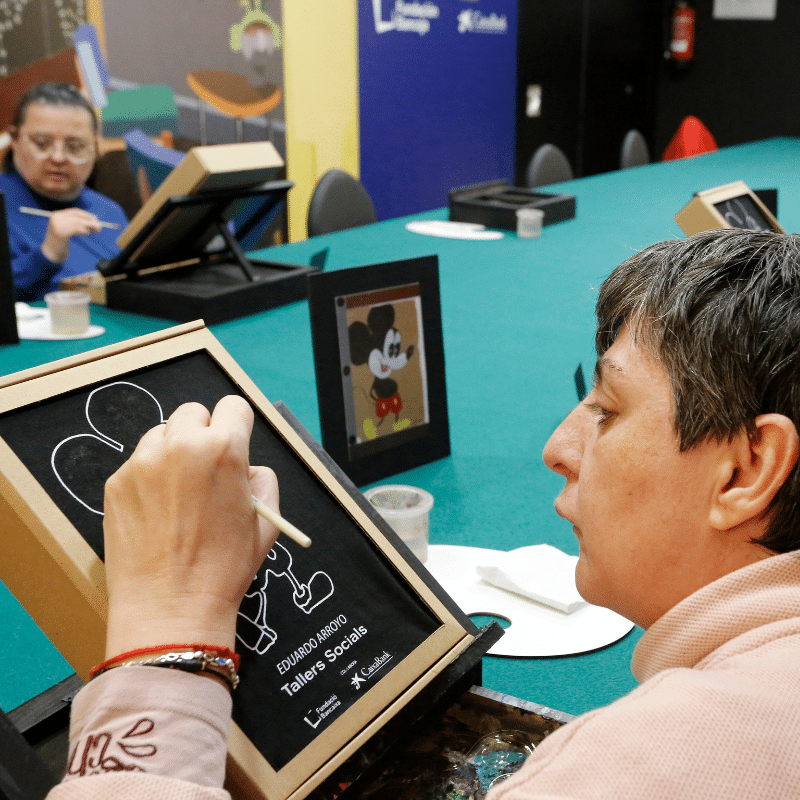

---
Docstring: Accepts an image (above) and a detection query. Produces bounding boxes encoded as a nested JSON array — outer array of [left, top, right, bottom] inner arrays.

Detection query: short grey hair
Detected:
[[596, 228, 800, 553]]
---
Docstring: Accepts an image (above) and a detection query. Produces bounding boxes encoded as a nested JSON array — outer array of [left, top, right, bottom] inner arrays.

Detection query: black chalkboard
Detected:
[[0, 350, 442, 772], [713, 194, 772, 231]]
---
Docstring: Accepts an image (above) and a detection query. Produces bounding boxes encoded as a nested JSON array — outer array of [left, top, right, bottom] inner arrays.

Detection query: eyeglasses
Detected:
[[20, 132, 95, 164]]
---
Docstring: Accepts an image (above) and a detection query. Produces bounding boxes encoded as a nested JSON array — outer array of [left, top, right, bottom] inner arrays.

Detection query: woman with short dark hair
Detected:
[[0, 82, 127, 301]]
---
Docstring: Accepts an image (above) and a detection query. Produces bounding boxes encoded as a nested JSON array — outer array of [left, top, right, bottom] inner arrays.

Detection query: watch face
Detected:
[[714, 195, 772, 231]]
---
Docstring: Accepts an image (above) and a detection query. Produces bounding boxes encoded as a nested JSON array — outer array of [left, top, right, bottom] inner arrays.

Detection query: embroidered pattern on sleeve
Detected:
[[67, 718, 158, 776]]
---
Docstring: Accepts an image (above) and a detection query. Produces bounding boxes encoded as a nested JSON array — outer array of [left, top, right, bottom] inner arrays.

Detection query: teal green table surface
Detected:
[[2, 138, 798, 717]]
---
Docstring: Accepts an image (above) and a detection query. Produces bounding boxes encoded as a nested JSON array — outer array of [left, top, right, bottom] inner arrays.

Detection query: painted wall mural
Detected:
[[102, 0, 285, 148], [0, 0, 85, 77]]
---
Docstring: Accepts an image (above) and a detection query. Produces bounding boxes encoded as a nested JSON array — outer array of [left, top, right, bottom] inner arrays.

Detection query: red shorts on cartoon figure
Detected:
[[376, 392, 402, 418]]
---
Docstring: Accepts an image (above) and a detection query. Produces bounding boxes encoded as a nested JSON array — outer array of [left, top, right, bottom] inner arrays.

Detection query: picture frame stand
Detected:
[[0, 193, 19, 346], [99, 183, 318, 324], [308, 256, 451, 486]]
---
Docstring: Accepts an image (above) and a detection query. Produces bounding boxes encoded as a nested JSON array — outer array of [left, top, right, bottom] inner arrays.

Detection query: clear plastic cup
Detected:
[[516, 207, 544, 239], [363, 484, 434, 562], [44, 291, 90, 335]]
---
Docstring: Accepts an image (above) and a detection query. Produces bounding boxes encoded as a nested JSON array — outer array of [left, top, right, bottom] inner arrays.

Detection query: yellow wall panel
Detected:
[[283, 2, 359, 242]]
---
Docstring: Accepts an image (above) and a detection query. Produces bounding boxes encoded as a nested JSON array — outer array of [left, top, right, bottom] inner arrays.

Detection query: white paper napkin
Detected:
[[476, 544, 586, 613]]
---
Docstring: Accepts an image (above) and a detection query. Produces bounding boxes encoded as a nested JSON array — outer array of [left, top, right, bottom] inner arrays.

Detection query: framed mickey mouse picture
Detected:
[[307, 256, 450, 486]]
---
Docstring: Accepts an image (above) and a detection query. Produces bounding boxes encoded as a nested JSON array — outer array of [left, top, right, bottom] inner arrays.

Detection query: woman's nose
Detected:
[[542, 403, 590, 480], [48, 142, 69, 162]]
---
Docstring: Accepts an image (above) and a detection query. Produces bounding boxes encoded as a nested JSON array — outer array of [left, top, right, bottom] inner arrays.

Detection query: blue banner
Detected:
[[359, 0, 518, 220]]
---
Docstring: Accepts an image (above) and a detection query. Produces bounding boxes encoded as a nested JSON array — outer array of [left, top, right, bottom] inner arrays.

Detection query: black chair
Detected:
[[0, 195, 18, 345], [620, 130, 651, 169], [307, 170, 377, 237], [525, 144, 574, 188]]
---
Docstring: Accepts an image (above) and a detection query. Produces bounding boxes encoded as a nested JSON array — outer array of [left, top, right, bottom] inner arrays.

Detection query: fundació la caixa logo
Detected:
[[372, 0, 440, 35]]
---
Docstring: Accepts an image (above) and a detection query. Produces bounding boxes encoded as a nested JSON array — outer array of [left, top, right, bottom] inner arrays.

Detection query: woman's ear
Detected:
[[709, 414, 800, 531]]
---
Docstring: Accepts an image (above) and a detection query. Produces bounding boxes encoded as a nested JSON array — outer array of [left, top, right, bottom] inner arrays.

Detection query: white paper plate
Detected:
[[405, 220, 504, 240], [15, 303, 105, 341], [425, 544, 634, 657]]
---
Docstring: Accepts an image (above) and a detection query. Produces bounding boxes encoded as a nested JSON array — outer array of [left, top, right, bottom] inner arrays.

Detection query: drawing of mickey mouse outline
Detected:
[[238, 543, 334, 654], [50, 380, 334, 656]]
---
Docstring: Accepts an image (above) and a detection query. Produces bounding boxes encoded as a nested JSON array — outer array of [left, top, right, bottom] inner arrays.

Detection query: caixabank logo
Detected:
[[457, 9, 508, 34]]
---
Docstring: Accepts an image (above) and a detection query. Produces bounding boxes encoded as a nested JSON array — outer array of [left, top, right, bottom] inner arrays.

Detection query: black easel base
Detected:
[[105, 259, 318, 325]]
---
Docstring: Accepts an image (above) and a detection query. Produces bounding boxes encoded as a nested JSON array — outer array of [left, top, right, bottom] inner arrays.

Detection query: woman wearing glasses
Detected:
[[0, 82, 128, 301]]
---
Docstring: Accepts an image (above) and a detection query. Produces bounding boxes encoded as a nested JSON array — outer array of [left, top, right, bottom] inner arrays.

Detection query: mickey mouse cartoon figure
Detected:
[[349, 304, 415, 440]]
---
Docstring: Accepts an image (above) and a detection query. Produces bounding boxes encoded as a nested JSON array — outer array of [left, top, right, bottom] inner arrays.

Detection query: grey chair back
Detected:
[[307, 170, 377, 237], [526, 144, 574, 188], [620, 130, 650, 169]]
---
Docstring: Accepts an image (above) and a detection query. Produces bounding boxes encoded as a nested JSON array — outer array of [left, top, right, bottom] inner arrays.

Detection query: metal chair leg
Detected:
[[265, 111, 274, 143], [198, 100, 207, 145]]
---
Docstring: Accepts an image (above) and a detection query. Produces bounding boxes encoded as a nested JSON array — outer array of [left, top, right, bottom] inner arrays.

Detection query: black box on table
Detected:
[[449, 180, 576, 231]]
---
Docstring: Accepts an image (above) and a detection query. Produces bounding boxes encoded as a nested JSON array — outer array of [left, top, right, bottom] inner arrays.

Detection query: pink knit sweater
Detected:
[[47, 550, 800, 799], [490, 549, 800, 799]]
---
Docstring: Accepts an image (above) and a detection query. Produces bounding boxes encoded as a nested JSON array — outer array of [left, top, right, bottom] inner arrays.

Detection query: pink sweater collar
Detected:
[[631, 550, 800, 683]]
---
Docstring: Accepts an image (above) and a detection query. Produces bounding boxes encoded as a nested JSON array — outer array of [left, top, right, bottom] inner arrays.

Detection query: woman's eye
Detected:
[[584, 401, 616, 428], [66, 140, 88, 155]]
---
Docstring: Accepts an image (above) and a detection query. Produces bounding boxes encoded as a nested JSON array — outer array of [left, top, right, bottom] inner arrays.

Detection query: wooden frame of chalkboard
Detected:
[[0, 321, 476, 800], [674, 180, 785, 236], [307, 256, 450, 486]]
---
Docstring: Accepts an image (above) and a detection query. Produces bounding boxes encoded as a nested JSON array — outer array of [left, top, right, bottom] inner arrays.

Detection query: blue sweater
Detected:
[[0, 169, 128, 301]]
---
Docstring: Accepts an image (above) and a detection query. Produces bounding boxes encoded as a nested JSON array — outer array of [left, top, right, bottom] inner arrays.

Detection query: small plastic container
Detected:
[[363, 484, 433, 562], [441, 730, 537, 799], [516, 207, 544, 239], [44, 291, 90, 335]]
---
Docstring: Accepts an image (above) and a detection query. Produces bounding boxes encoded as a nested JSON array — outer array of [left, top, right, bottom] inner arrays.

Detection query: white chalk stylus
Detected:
[[252, 496, 312, 548], [19, 205, 121, 230]]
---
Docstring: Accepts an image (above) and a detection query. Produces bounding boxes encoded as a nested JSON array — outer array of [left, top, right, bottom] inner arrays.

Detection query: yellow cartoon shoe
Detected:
[[363, 418, 378, 439]]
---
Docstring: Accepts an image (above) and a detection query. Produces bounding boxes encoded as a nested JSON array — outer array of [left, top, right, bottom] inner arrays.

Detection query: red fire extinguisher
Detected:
[[670, 1, 695, 65]]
